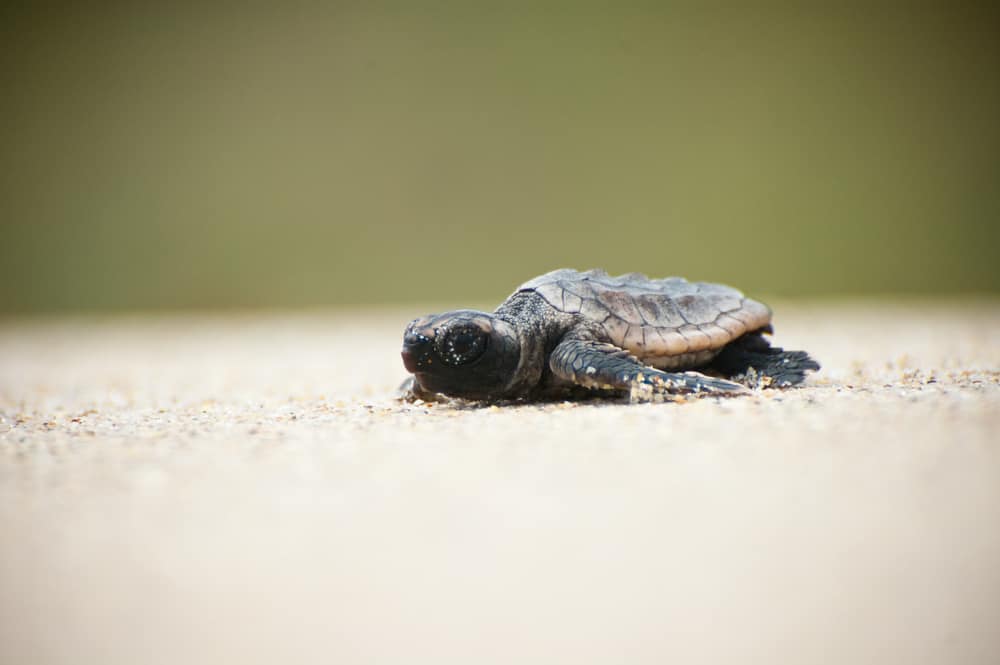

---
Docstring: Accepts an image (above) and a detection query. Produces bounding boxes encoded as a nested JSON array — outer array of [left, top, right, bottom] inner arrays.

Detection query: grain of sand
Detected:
[[1, 303, 998, 665]]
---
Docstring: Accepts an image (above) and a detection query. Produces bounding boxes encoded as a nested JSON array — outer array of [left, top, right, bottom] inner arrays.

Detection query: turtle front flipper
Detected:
[[549, 338, 749, 402], [397, 376, 448, 403]]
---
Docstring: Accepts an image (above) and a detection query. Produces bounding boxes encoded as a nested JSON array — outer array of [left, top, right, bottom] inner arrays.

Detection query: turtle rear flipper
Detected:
[[549, 338, 748, 402], [707, 332, 820, 387]]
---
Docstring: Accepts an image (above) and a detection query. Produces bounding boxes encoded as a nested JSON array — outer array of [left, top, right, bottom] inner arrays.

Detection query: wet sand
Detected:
[[1, 303, 998, 665]]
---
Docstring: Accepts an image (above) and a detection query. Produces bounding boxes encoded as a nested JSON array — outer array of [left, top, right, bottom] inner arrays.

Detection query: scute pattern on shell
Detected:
[[517, 268, 772, 363]]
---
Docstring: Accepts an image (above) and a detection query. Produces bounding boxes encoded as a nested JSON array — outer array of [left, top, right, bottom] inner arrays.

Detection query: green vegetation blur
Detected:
[[2, 4, 998, 314]]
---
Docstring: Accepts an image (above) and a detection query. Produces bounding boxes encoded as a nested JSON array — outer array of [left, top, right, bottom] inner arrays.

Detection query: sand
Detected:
[[1, 302, 998, 665]]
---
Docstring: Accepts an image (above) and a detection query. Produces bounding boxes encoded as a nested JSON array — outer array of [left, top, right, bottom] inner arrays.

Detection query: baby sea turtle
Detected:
[[401, 269, 819, 403]]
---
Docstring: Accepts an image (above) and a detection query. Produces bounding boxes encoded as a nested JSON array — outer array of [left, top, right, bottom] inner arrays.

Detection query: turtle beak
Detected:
[[401, 344, 420, 372], [401, 324, 434, 373]]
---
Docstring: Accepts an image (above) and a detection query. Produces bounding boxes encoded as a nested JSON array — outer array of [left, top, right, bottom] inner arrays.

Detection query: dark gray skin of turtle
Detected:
[[400, 269, 819, 403]]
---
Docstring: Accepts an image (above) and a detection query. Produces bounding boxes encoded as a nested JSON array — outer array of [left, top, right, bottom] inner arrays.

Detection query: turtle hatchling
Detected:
[[401, 269, 819, 403]]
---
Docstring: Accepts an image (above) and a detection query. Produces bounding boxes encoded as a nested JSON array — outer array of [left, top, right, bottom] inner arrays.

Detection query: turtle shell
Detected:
[[517, 269, 772, 368]]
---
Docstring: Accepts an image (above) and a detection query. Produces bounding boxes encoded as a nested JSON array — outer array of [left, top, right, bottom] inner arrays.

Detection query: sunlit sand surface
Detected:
[[2, 303, 998, 665]]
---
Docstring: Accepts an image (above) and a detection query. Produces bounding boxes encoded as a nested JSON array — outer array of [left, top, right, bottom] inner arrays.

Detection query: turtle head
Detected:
[[401, 310, 521, 400]]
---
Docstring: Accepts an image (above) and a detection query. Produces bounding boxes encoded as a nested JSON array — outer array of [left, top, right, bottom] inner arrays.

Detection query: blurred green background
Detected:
[[2, 3, 998, 315]]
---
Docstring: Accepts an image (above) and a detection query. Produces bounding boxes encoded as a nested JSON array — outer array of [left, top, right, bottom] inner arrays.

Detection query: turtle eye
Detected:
[[439, 326, 487, 366]]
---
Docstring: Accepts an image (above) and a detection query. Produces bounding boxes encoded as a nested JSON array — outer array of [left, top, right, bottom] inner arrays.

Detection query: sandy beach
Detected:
[[1, 302, 998, 664]]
